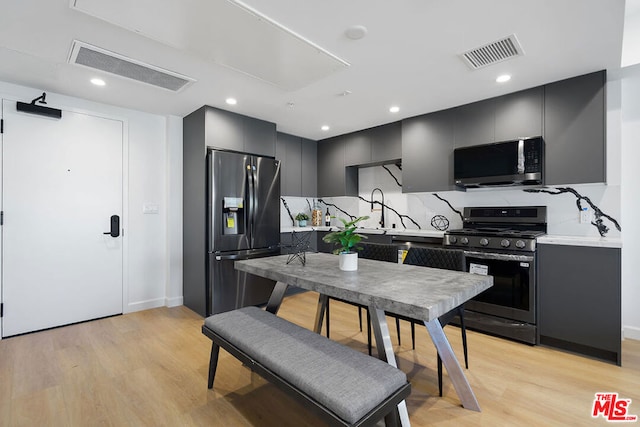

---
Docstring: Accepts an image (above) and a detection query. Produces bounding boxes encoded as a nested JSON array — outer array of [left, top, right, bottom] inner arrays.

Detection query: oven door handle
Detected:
[[463, 250, 534, 263]]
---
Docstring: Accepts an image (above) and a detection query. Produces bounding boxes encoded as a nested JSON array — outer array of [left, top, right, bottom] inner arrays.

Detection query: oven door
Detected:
[[463, 251, 536, 324]]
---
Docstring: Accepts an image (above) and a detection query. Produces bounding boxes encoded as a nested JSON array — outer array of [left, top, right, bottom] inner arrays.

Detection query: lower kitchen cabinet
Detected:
[[537, 243, 621, 365]]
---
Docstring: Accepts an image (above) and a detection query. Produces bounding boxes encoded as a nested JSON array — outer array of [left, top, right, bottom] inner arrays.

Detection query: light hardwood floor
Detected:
[[1, 290, 638, 426]]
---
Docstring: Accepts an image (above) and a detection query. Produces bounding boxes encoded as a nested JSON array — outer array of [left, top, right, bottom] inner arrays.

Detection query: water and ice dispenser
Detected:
[[223, 197, 244, 235]]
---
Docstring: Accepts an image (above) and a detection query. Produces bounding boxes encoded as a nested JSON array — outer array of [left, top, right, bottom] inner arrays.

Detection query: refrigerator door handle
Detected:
[[246, 163, 255, 247]]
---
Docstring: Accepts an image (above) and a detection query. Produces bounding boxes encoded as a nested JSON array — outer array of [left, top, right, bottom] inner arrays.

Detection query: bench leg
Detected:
[[208, 341, 221, 389]]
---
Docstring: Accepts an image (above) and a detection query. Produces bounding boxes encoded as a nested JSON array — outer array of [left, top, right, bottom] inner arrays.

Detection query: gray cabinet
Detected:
[[544, 70, 606, 185], [344, 132, 371, 166], [244, 116, 277, 157], [537, 243, 621, 365], [453, 98, 495, 148], [301, 138, 317, 196], [199, 105, 276, 156], [317, 137, 358, 197], [371, 122, 402, 163], [401, 109, 455, 192], [344, 122, 401, 166], [495, 87, 543, 141], [276, 132, 317, 197]]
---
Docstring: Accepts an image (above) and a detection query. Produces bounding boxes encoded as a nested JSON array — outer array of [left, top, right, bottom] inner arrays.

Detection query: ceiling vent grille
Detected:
[[460, 34, 524, 70], [68, 41, 195, 91]]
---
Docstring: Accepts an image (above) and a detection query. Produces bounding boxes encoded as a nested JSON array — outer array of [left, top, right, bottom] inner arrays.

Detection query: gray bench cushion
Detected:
[[205, 306, 407, 424]]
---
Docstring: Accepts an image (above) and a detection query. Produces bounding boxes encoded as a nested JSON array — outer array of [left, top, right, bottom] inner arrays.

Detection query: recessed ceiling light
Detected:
[[389, 106, 400, 113], [226, 97, 237, 105], [496, 74, 511, 83], [321, 125, 330, 131], [90, 78, 105, 86]]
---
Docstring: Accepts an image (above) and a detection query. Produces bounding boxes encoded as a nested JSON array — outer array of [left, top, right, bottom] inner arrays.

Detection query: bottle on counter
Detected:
[[325, 208, 331, 226]]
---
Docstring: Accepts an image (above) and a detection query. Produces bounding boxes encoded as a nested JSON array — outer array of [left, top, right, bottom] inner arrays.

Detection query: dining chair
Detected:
[[401, 246, 468, 397]]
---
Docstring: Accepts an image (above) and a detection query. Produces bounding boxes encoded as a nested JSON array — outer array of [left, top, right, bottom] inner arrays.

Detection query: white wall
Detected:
[[0, 80, 176, 314], [621, 64, 640, 340]]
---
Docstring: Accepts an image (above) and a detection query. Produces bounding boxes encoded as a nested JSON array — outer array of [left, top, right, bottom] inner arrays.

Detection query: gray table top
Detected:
[[235, 253, 493, 322]]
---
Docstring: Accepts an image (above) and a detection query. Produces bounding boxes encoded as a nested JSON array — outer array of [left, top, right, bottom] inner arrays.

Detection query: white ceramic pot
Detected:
[[339, 252, 358, 271]]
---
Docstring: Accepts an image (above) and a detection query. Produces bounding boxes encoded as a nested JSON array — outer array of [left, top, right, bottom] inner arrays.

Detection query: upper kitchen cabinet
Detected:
[[544, 70, 606, 185], [276, 132, 317, 197], [402, 108, 455, 192], [301, 137, 317, 196], [244, 116, 277, 157], [344, 122, 402, 166], [494, 87, 543, 141], [317, 136, 358, 197], [191, 105, 276, 156], [453, 98, 495, 148], [371, 122, 402, 163]]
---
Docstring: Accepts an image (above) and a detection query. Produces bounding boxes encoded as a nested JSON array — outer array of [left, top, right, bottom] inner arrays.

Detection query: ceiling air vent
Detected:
[[68, 41, 195, 92], [460, 34, 524, 70]]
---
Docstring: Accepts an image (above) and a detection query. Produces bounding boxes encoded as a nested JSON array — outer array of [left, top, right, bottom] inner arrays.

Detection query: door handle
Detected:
[[103, 215, 120, 237]]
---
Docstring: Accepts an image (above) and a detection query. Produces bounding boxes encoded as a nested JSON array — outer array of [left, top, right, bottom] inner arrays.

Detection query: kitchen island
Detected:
[[235, 252, 493, 424]]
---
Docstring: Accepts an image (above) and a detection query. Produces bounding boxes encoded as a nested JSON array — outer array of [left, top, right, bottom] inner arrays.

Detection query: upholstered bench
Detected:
[[202, 306, 411, 427]]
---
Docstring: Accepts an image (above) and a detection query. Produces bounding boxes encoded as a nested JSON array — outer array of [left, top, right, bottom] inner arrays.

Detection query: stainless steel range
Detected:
[[444, 206, 547, 344]]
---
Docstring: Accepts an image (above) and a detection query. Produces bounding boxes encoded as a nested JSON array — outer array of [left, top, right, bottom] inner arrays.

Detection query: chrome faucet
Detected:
[[370, 187, 385, 228]]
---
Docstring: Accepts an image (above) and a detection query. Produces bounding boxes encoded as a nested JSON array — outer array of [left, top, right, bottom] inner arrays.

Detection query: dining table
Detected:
[[235, 252, 493, 426]]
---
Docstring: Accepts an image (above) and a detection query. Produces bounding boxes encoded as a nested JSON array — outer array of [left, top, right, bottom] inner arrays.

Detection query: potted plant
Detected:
[[322, 216, 369, 271], [295, 212, 309, 227]]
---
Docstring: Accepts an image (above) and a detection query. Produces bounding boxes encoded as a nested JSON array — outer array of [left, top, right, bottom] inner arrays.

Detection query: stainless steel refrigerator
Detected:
[[206, 149, 281, 315]]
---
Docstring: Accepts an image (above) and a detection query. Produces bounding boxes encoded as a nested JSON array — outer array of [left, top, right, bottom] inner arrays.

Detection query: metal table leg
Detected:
[[313, 294, 329, 334], [264, 281, 289, 314], [369, 307, 412, 427], [423, 319, 481, 411]]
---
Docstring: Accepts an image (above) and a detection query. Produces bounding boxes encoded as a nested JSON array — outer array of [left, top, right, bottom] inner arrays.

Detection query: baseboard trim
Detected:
[[165, 296, 183, 308], [624, 325, 640, 341], [126, 298, 165, 313]]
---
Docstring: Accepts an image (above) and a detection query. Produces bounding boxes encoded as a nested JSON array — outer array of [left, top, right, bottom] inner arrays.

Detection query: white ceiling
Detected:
[[0, 0, 628, 140]]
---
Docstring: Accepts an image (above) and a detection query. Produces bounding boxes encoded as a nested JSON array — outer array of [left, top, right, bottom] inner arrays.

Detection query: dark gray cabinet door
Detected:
[[495, 87, 543, 141], [402, 109, 455, 192], [244, 116, 276, 157], [276, 132, 302, 196], [344, 132, 371, 166], [301, 138, 317, 197], [317, 138, 343, 197], [204, 107, 244, 151], [453, 98, 495, 148], [544, 70, 606, 185], [371, 122, 401, 163], [538, 243, 621, 365]]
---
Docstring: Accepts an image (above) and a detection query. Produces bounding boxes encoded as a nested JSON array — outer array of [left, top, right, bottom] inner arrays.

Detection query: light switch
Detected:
[[143, 204, 159, 214]]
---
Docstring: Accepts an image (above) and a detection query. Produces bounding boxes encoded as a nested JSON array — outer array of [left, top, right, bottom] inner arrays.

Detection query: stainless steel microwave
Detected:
[[454, 137, 544, 188]]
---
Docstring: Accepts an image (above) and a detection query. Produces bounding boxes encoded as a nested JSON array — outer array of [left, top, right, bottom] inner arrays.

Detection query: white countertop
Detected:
[[537, 235, 622, 248]]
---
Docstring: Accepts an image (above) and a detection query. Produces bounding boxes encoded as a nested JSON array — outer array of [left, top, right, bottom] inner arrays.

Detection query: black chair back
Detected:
[[359, 243, 398, 263], [402, 246, 465, 271]]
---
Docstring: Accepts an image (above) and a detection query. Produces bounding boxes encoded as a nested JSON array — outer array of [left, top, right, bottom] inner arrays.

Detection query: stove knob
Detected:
[[461, 237, 469, 245], [479, 238, 489, 246], [449, 236, 457, 244], [501, 239, 511, 248], [515, 240, 526, 249]]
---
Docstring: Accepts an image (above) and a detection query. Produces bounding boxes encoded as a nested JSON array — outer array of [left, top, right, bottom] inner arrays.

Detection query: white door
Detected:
[[1, 100, 123, 337]]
